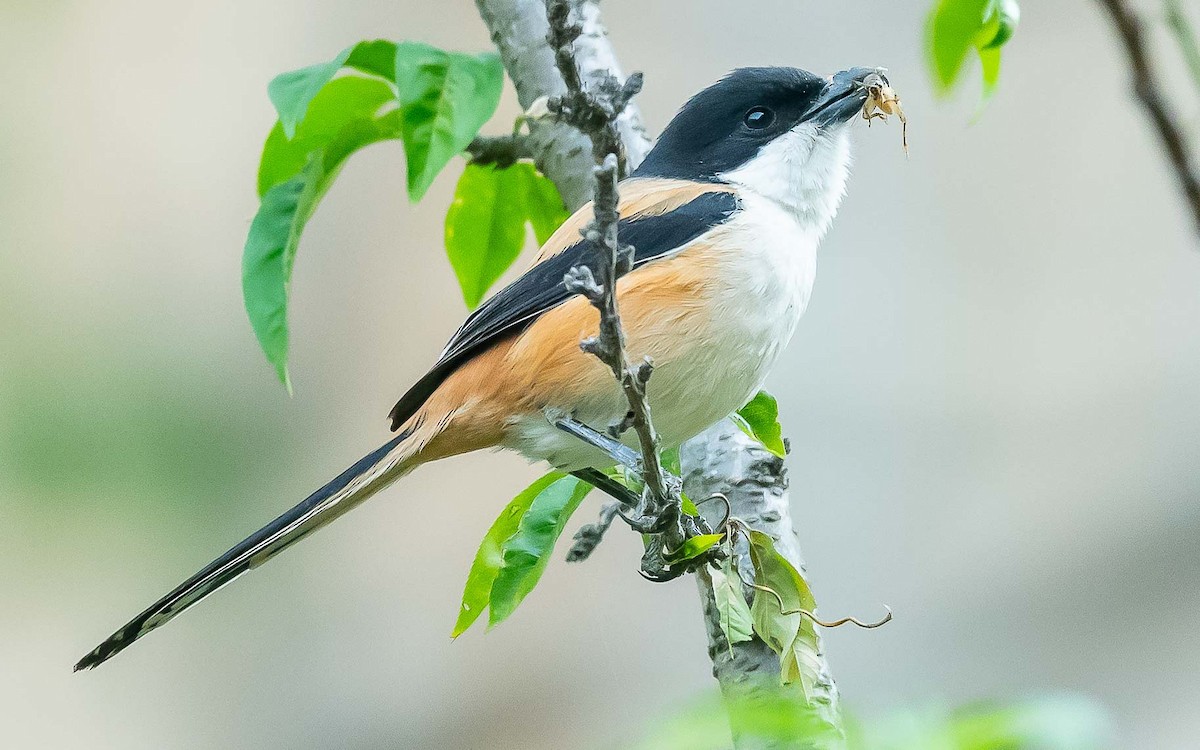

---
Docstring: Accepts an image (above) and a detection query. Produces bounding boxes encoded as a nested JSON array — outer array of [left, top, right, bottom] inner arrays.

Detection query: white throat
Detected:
[[717, 124, 852, 238]]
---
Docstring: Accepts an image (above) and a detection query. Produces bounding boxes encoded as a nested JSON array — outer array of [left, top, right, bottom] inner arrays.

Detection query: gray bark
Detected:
[[682, 421, 844, 748], [473, 2, 842, 746], [474, 0, 652, 209]]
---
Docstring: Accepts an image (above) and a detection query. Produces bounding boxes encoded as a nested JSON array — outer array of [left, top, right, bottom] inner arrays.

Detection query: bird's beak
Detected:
[[802, 67, 884, 126]]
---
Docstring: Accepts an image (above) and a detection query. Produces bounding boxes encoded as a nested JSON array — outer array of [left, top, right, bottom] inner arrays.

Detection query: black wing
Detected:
[[388, 190, 740, 429]]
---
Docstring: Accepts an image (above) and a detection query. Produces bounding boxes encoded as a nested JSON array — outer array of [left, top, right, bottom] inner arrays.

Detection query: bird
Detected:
[[75, 65, 882, 671]]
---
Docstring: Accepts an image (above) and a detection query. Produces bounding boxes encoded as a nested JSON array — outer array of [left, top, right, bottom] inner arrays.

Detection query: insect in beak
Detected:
[[859, 71, 908, 157]]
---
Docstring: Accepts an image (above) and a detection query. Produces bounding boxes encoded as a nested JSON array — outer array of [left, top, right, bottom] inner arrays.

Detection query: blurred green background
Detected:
[[2, 0, 1198, 747]]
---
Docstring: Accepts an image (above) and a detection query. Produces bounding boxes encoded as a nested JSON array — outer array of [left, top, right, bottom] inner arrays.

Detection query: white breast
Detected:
[[679, 192, 820, 424]]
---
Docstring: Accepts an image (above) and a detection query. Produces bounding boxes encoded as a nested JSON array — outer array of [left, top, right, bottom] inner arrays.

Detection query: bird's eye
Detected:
[[743, 106, 775, 130]]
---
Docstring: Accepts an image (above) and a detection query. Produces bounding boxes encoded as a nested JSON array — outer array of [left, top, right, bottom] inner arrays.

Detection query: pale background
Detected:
[[2, 0, 1198, 748]]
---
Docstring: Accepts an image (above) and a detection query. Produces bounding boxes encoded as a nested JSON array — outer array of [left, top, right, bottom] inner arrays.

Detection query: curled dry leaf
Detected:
[[861, 72, 908, 156]]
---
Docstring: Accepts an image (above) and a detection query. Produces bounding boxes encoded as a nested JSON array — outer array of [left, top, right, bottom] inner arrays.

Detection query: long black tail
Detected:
[[75, 434, 410, 671]]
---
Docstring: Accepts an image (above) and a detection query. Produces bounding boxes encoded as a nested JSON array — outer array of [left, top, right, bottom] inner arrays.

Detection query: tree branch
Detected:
[[569, 467, 640, 508], [683, 421, 844, 749], [1098, 0, 1200, 237], [543, 0, 686, 548], [473, 0, 651, 209]]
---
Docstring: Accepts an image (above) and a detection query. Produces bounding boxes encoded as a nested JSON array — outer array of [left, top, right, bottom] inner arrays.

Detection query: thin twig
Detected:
[[745, 577, 893, 630], [730, 560, 893, 630], [806, 608, 894, 630], [565, 501, 622, 562], [568, 468, 640, 511], [695, 492, 733, 533], [543, 0, 677, 528], [1098, 0, 1200, 237], [466, 134, 533, 168]]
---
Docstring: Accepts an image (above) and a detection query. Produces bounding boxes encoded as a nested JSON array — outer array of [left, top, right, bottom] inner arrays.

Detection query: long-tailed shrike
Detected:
[[77, 65, 882, 670]]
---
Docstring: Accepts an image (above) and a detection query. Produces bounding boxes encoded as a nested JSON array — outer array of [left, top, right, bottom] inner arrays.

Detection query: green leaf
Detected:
[[660, 446, 681, 474], [733, 391, 786, 458], [746, 530, 820, 693], [445, 164, 526, 308], [667, 533, 724, 564], [258, 76, 396, 196], [344, 39, 401, 79], [267, 40, 400, 140], [445, 162, 568, 308], [857, 696, 1114, 750], [248, 40, 507, 385], [442, 163, 534, 308], [488, 474, 592, 627], [1166, 0, 1200, 97], [242, 167, 315, 392], [746, 531, 809, 653], [973, 1, 1014, 110], [978, 45, 1002, 104], [451, 471, 563, 638], [394, 42, 505, 200], [927, 0, 991, 91], [926, 0, 1019, 101], [268, 48, 353, 140], [680, 494, 700, 517], [523, 165, 571, 244], [979, 0, 1019, 50], [264, 38, 505, 198], [946, 696, 1113, 750], [631, 693, 838, 750], [243, 99, 402, 387], [711, 556, 755, 655]]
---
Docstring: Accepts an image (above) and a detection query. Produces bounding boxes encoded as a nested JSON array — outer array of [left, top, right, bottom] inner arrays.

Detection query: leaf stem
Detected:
[[543, 0, 684, 547], [1098, 0, 1200, 238]]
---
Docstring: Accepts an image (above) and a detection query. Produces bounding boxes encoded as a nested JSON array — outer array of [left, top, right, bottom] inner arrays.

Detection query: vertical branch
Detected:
[[1098, 0, 1200, 237], [683, 421, 845, 749]]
